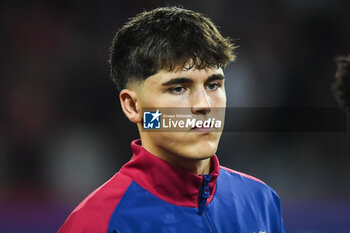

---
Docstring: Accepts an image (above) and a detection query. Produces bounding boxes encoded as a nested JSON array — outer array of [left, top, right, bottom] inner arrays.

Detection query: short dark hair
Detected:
[[332, 55, 350, 113], [109, 6, 236, 91]]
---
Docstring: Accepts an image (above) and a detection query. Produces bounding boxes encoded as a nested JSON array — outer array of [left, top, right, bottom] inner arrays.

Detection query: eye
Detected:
[[169, 86, 186, 94], [207, 82, 221, 91]]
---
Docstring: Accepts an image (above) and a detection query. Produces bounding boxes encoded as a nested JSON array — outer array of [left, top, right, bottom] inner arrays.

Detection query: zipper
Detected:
[[198, 174, 214, 233], [203, 210, 213, 233], [198, 174, 211, 215]]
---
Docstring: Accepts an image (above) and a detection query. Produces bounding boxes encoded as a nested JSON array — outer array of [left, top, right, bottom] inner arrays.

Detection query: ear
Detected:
[[119, 89, 142, 123]]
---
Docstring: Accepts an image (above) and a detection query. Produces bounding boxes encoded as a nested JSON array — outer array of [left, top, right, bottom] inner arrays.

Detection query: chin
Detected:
[[151, 131, 221, 160], [184, 137, 219, 160]]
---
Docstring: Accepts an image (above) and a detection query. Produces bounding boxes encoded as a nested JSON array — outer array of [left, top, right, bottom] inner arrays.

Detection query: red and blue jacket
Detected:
[[58, 139, 285, 233]]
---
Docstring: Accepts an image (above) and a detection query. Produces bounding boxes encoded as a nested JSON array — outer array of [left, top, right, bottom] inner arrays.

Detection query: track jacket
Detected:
[[58, 139, 285, 233]]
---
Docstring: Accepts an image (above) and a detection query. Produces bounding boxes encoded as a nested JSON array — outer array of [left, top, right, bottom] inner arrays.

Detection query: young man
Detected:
[[58, 6, 285, 233]]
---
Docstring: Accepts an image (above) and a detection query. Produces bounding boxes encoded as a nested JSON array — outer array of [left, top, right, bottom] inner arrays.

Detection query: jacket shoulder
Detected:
[[219, 166, 285, 232], [220, 166, 266, 184], [57, 173, 133, 233], [219, 166, 281, 200]]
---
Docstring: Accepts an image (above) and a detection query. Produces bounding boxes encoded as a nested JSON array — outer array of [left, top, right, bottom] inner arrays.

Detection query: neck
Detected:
[[162, 154, 211, 175], [140, 136, 211, 175]]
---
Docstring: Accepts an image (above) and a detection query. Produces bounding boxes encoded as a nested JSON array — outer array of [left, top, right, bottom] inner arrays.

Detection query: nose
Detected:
[[191, 87, 212, 115]]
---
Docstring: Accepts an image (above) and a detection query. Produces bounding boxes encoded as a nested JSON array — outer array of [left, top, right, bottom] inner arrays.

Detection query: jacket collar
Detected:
[[119, 139, 220, 208]]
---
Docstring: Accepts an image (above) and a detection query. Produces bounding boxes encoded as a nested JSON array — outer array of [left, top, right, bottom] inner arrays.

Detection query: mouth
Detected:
[[191, 126, 213, 133]]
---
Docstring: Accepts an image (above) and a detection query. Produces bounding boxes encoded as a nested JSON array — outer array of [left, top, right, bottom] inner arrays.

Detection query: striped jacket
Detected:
[[58, 139, 285, 233]]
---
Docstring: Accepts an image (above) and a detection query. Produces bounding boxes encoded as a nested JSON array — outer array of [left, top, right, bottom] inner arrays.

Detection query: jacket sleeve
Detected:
[[57, 173, 132, 233], [57, 208, 110, 233], [270, 190, 286, 233]]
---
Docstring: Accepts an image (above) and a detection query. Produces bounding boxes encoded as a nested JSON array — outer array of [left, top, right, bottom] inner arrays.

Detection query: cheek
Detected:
[[210, 90, 226, 107], [160, 93, 191, 107], [139, 90, 164, 107]]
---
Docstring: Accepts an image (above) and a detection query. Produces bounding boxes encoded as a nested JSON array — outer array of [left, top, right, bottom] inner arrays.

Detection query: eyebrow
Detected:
[[161, 74, 225, 86], [207, 74, 225, 82], [161, 77, 193, 86]]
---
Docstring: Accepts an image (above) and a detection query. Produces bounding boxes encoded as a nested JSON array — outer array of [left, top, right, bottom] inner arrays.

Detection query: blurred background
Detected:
[[1, 0, 350, 232]]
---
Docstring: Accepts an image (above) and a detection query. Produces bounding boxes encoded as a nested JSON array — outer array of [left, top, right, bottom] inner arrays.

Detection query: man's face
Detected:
[[135, 66, 226, 161]]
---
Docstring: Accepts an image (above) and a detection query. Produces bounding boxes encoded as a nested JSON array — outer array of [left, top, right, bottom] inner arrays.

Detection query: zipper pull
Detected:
[[198, 174, 211, 215]]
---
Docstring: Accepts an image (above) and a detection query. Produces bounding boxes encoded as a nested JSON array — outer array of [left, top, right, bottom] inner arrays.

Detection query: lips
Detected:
[[191, 126, 212, 132]]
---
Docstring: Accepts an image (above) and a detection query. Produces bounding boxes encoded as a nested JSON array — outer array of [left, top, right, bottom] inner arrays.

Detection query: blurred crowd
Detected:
[[1, 0, 349, 232]]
